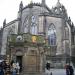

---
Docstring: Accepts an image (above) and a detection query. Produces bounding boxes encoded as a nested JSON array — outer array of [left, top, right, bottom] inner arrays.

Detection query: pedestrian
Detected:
[[16, 62, 20, 75], [65, 64, 70, 75], [2, 60, 7, 74], [11, 62, 17, 75], [5, 61, 10, 75], [45, 62, 52, 75], [11, 68, 16, 75], [0, 62, 4, 75], [10, 60, 14, 66], [69, 65, 74, 75], [46, 62, 50, 70]]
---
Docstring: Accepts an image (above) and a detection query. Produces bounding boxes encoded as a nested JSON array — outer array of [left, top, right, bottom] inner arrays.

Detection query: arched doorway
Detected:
[[16, 51, 23, 72]]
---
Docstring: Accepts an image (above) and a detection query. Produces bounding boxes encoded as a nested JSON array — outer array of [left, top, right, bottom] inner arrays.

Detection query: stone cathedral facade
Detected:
[[0, 0, 75, 73]]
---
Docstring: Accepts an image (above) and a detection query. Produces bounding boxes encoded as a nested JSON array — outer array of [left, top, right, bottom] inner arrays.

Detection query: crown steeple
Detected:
[[56, 0, 61, 8], [19, 1, 23, 11], [3, 19, 6, 28]]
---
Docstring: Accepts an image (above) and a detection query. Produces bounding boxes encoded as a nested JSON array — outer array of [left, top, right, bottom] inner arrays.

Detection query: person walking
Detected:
[[16, 62, 20, 75], [11, 62, 17, 75], [0, 62, 4, 75], [11, 68, 16, 75], [65, 64, 70, 75], [2, 60, 7, 74], [45, 62, 52, 75], [46, 62, 50, 70], [69, 65, 74, 75]]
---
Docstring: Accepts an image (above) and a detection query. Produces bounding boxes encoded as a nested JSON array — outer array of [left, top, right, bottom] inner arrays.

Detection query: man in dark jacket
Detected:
[[0, 62, 4, 75], [69, 65, 74, 75], [65, 64, 70, 75], [46, 62, 50, 70]]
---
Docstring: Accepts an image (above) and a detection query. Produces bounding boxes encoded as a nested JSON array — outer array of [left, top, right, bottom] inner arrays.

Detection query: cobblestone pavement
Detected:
[[20, 73, 44, 75], [19, 69, 75, 75]]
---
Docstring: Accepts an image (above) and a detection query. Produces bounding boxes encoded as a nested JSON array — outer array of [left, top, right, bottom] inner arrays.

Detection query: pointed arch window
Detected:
[[31, 23, 37, 35], [30, 15, 37, 35], [48, 23, 56, 45], [24, 25, 28, 33], [65, 26, 69, 40], [23, 16, 29, 33], [8, 28, 14, 35]]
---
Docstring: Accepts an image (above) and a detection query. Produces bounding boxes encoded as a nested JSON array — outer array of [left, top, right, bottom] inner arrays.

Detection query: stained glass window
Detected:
[[48, 23, 56, 45], [31, 15, 37, 35], [24, 25, 28, 33], [23, 16, 28, 33], [31, 23, 37, 35]]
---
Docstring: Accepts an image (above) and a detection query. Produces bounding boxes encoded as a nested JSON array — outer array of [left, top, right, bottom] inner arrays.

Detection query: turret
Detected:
[[72, 22, 74, 27], [56, 0, 61, 8], [18, 1, 23, 34], [68, 17, 71, 22], [42, 0, 46, 6], [3, 19, 6, 28], [19, 1, 23, 11], [68, 17, 71, 25]]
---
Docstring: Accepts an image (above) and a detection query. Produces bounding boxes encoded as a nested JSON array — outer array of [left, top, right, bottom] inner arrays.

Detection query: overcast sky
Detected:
[[0, 0, 75, 27]]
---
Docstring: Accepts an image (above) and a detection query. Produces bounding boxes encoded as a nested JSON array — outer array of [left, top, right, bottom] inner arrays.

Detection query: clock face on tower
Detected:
[[31, 15, 36, 23]]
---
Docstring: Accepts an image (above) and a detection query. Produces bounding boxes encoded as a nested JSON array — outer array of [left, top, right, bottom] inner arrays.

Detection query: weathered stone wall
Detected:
[[1, 21, 18, 55], [20, 5, 49, 34]]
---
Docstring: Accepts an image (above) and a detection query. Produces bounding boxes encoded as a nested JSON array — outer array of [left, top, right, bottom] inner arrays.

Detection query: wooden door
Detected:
[[25, 50, 40, 73]]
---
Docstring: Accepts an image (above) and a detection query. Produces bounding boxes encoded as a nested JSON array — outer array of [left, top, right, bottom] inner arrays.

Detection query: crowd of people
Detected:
[[0, 60, 20, 75], [0, 60, 74, 75]]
